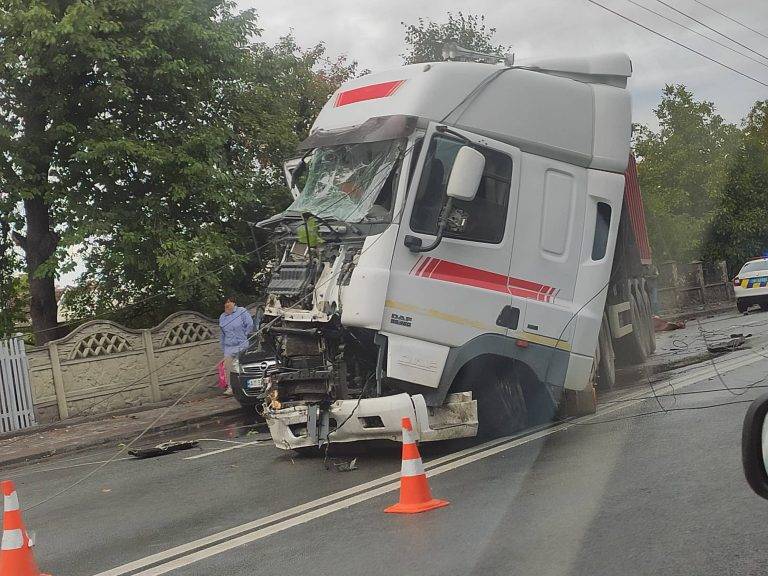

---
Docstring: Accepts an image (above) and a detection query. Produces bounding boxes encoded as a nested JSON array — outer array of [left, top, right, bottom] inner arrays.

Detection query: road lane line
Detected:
[[183, 440, 267, 460], [94, 350, 766, 576], [92, 434, 523, 576]]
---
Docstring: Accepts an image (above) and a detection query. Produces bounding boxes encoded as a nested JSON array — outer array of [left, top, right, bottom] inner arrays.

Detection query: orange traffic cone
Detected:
[[0, 481, 50, 576], [385, 417, 449, 514]]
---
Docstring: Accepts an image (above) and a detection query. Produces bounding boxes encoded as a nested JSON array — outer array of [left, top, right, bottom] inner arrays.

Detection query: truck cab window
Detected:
[[592, 201, 612, 260], [410, 135, 512, 244]]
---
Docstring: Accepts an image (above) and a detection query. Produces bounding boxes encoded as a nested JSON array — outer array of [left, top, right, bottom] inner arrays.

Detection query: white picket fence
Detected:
[[0, 337, 36, 432]]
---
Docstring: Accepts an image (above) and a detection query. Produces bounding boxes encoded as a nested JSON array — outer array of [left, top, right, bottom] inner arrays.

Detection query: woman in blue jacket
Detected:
[[219, 296, 254, 395]]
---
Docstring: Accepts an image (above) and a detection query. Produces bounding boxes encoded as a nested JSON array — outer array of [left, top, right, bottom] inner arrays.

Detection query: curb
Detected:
[[1, 407, 249, 469], [0, 388, 227, 442]]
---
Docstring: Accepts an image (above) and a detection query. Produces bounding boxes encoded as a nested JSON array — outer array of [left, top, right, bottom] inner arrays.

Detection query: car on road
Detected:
[[733, 258, 768, 313], [230, 338, 277, 413]]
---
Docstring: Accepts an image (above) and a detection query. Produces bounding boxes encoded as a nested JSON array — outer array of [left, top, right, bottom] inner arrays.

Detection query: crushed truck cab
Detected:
[[254, 50, 654, 450]]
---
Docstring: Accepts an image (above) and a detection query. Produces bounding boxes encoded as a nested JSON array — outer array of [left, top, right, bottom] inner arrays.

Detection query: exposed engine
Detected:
[[259, 222, 383, 415]]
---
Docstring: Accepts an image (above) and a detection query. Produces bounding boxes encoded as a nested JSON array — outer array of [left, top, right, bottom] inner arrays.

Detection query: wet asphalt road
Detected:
[[7, 308, 768, 576]]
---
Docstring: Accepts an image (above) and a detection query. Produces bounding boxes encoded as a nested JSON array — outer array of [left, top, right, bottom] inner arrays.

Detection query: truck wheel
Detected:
[[639, 279, 656, 355], [475, 361, 528, 438], [737, 299, 749, 313], [597, 312, 616, 391], [621, 288, 649, 364]]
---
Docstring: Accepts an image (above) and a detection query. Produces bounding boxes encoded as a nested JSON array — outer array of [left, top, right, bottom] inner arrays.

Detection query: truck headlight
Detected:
[[231, 357, 240, 373]]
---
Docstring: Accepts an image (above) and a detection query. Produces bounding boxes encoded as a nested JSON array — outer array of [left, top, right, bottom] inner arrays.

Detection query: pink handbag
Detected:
[[217, 360, 228, 389]]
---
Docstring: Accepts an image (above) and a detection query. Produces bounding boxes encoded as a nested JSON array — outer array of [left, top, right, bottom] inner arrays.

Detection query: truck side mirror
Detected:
[[742, 393, 768, 499], [404, 146, 485, 254], [445, 146, 485, 202]]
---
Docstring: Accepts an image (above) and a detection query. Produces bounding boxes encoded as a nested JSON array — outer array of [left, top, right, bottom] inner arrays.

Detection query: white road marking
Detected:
[[94, 349, 766, 576], [182, 440, 267, 460]]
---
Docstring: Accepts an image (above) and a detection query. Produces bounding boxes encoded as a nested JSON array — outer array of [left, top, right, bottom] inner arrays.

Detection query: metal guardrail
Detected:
[[0, 337, 36, 432]]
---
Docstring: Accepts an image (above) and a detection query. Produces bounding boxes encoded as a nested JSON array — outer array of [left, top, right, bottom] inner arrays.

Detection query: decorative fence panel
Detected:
[[25, 308, 260, 424]]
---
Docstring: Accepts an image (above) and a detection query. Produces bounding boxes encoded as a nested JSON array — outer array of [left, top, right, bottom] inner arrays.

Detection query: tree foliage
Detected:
[[634, 85, 740, 263], [401, 12, 510, 64], [703, 101, 768, 272], [0, 200, 22, 337], [0, 1, 358, 336]]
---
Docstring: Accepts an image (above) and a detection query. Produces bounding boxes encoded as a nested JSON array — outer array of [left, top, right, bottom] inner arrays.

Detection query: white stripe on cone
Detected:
[[401, 457, 426, 477], [402, 427, 416, 445], [1, 528, 24, 551], [3, 491, 19, 512]]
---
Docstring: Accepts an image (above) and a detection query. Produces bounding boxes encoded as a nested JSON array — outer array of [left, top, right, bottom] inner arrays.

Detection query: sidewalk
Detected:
[[0, 395, 245, 469]]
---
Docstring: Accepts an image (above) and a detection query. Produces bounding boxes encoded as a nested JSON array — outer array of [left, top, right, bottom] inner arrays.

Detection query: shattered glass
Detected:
[[287, 139, 403, 223]]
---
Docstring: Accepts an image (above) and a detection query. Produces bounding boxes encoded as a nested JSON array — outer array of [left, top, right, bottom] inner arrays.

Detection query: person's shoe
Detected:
[[223, 386, 233, 396]]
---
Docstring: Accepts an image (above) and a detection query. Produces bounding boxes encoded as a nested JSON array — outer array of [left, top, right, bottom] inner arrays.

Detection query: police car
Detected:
[[734, 257, 768, 313]]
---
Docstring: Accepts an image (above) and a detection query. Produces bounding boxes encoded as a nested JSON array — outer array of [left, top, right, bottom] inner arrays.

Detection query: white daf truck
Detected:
[[254, 47, 655, 450]]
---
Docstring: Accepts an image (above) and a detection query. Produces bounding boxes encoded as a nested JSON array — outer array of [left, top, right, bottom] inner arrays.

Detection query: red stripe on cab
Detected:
[[334, 80, 405, 107], [413, 258, 557, 303]]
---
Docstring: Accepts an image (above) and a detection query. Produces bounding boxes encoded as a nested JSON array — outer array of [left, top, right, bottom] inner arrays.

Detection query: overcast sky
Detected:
[[240, 0, 768, 128]]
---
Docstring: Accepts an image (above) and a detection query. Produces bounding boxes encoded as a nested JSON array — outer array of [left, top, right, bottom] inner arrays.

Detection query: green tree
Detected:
[[1, 2, 359, 337], [704, 101, 768, 272], [1, 0, 259, 341], [0, 199, 22, 337], [634, 85, 740, 263], [401, 12, 510, 64], [61, 34, 360, 327]]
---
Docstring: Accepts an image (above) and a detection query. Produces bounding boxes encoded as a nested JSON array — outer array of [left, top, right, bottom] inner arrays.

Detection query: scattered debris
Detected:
[[325, 457, 358, 472], [128, 440, 199, 459], [706, 333, 747, 354], [333, 458, 358, 472], [653, 316, 686, 331]]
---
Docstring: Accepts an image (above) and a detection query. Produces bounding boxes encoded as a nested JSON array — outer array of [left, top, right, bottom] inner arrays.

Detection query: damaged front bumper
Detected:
[[265, 392, 478, 450]]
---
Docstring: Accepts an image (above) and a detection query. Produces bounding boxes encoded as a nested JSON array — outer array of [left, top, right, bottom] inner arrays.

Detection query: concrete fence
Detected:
[[26, 310, 229, 424]]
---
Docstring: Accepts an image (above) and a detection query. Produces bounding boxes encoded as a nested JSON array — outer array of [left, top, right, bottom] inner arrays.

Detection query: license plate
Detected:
[[246, 377, 263, 390]]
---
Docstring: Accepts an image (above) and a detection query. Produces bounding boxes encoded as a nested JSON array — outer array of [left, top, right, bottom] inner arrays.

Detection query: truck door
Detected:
[[384, 123, 523, 352]]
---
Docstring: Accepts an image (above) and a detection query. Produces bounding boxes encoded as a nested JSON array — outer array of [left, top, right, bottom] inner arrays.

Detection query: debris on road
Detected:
[[128, 440, 199, 459], [333, 458, 358, 472], [706, 334, 748, 354], [654, 316, 686, 331]]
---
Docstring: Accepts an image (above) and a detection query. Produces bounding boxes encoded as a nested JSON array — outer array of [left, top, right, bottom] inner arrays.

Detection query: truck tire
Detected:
[[737, 299, 748, 313], [639, 279, 656, 355], [619, 285, 649, 365], [632, 278, 653, 356], [474, 361, 528, 438], [597, 312, 616, 391]]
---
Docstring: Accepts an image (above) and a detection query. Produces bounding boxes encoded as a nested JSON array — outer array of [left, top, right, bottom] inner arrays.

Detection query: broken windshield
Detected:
[[286, 139, 404, 223]]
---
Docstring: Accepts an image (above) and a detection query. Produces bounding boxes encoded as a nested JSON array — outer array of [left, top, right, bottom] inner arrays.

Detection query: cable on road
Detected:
[[572, 398, 756, 426]]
